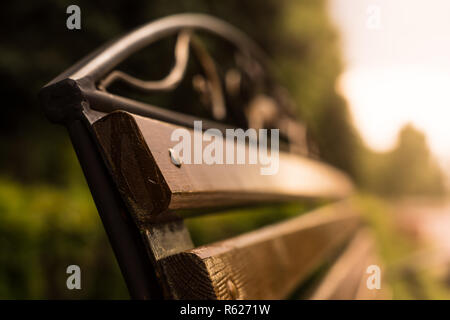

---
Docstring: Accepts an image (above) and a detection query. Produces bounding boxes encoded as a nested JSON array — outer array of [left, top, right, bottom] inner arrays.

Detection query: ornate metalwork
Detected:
[[98, 31, 193, 92], [41, 14, 309, 155]]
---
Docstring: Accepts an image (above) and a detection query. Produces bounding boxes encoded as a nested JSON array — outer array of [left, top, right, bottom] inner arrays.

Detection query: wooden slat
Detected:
[[157, 201, 361, 299], [308, 229, 389, 300], [309, 229, 373, 300], [354, 253, 391, 300], [91, 111, 354, 223]]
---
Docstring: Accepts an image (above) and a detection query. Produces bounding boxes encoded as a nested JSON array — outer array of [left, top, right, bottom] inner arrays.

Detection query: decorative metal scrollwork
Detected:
[[96, 28, 309, 155], [98, 31, 192, 93], [42, 14, 311, 156]]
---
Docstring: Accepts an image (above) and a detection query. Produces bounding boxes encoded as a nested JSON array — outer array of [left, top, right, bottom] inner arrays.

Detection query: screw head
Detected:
[[227, 279, 238, 299], [168, 148, 182, 167]]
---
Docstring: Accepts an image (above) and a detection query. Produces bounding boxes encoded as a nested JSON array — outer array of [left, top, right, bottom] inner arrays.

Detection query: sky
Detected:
[[328, 0, 450, 173]]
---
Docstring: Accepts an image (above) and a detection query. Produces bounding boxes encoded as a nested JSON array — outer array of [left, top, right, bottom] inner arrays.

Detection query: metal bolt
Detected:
[[227, 279, 238, 299], [168, 148, 181, 167]]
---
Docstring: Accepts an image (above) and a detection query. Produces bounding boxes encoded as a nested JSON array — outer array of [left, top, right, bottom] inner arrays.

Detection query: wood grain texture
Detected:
[[92, 111, 354, 223], [308, 229, 389, 300], [158, 201, 361, 299], [309, 229, 373, 300]]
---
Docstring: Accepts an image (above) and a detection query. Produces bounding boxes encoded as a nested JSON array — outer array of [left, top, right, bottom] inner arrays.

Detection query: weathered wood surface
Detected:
[[157, 202, 361, 299], [92, 110, 354, 223], [308, 229, 389, 300], [309, 229, 373, 299]]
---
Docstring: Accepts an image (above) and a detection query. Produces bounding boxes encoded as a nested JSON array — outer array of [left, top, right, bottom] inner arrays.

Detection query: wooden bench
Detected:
[[39, 14, 384, 300]]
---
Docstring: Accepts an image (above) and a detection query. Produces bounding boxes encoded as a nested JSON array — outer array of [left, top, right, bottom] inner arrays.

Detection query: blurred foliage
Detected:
[[186, 202, 322, 246], [0, 173, 128, 299], [361, 124, 445, 197], [0, 0, 446, 298], [356, 194, 450, 299]]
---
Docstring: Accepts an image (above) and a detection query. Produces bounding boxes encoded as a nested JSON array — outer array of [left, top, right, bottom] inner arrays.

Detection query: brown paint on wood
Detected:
[[92, 111, 354, 223], [158, 202, 361, 299]]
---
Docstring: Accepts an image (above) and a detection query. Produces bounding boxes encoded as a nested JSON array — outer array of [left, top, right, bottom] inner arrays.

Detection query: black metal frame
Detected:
[[41, 14, 270, 127]]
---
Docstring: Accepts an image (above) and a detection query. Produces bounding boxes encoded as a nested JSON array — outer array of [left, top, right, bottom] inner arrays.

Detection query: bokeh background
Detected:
[[1, 0, 449, 299]]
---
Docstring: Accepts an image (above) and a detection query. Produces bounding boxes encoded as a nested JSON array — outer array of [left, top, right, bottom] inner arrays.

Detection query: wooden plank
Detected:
[[157, 201, 361, 299], [308, 229, 389, 300], [308, 229, 373, 300], [92, 111, 354, 223], [354, 253, 391, 300]]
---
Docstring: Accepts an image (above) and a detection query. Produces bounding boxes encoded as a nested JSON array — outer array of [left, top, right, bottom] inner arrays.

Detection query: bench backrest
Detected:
[[40, 14, 375, 299]]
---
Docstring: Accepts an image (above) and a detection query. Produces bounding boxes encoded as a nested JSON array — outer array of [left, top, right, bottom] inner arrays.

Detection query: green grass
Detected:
[[354, 194, 450, 299], [0, 177, 128, 299]]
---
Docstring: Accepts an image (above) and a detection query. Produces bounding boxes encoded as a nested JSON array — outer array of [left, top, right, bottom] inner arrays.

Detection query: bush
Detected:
[[0, 177, 128, 299]]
